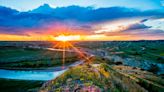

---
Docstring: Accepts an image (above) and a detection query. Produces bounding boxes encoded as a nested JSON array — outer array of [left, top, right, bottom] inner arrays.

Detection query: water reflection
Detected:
[[0, 69, 67, 81]]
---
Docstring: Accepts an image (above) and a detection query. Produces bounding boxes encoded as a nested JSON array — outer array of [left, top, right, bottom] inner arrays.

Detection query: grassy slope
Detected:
[[40, 63, 164, 92], [0, 78, 44, 92], [112, 65, 164, 92], [39, 55, 164, 92], [0, 47, 79, 68], [112, 42, 164, 63], [78, 41, 164, 63]]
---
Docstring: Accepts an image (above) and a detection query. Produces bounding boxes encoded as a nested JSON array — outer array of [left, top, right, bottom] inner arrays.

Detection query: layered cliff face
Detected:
[[40, 63, 164, 92]]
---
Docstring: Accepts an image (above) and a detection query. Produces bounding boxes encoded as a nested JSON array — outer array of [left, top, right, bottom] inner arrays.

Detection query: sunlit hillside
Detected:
[[0, 0, 164, 92]]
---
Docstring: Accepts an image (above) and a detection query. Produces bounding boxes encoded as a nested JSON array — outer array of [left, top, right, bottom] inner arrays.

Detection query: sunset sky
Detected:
[[0, 0, 164, 41]]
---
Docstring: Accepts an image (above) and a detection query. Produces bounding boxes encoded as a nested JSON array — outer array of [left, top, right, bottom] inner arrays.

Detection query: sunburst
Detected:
[[53, 35, 90, 69]]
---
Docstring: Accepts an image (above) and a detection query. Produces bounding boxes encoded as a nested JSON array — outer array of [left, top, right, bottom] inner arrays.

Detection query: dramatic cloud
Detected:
[[121, 19, 152, 31], [93, 18, 164, 40], [0, 4, 163, 40], [1, 5, 164, 25]]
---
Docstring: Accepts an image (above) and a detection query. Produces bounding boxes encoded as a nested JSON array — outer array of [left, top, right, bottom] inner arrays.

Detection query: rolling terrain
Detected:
[[0, 41, 164, 92]]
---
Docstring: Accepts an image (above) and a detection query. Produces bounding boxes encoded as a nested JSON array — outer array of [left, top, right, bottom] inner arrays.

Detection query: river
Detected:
[[0, 61, 83, 81]]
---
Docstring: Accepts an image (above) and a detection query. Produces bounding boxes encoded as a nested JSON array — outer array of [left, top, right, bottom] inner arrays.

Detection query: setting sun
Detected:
[[54, 35, 81, 41]]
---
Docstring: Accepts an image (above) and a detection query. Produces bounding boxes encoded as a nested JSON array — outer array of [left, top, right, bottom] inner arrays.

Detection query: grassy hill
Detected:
[[40, 63, 164, 92]]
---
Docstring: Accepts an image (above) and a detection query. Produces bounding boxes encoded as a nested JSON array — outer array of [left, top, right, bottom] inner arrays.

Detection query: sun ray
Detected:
[[62, 41, 66, 69], [52, 34, 93, 69], [67, 42, 91, 62]]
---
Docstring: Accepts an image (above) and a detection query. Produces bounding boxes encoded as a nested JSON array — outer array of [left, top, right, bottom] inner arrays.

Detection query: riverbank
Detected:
[[0, 61, 83, 81], [0, 78, 44, 92], [0, 61, 84, 92], [0, 46, 79, 69]]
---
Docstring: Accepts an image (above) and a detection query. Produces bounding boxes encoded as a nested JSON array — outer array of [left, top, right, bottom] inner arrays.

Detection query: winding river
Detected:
[[0, 69, 66, 81], [0, 61, 83, 81]]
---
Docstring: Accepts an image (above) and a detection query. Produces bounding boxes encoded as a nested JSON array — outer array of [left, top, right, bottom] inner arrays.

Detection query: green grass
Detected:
[[114, 42, 164, 63], [112, 65, 164, 92], [0, 47, 79, 68], [1, 57, 78, 69], [77, 41, 164, 63], [0, 47, 77, 62], [0, 78, 44, 92], [40, 63, 149, 92]]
